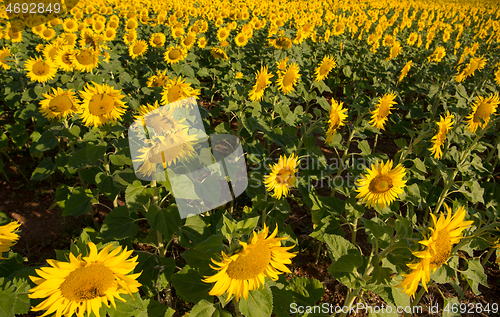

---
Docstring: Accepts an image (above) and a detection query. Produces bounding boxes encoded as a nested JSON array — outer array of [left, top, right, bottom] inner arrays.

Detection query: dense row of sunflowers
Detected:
[[1, 0, 500, 315]]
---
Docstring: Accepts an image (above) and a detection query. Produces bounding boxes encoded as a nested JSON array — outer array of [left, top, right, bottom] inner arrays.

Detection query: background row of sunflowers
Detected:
[[1, 0, 500, 316]]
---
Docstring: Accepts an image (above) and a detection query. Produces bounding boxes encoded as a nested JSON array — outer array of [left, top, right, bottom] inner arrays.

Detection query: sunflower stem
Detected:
[[0, 149, 30, 184], [233, 300, 242, 317], [410, 286, 426, 307]]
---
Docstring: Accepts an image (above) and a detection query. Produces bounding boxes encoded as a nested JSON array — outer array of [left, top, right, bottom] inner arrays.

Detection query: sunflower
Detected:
[[407, 32, 418, 45], [149, 33, 166, 48], [495, 67, 500, 86], [276, 57, 289, 72], [428, 46, 446, 63], [160, 77, 200, 105], [0, 221, 21, 258], [80, 29, 102, 49], [398, 60, 413, 82], [147, 70, 169, 88], [60, 33, 78, 47], [129, 40, 148, 59], [24, 56, 57, 83], [273, 36, 292, 50], [39, 88, 80, 120], [40, 28, 56, 41], [314, 55, 336, 82], [0, 47, 13, 70], [71, 48, 99, 73], [124, 18, 138, 32], [43, 43, 61, 62], [134, 100, 188, 135], [122, 30, 137, 45], [234, 32, 249, 47], [465, 93, 500, 134], [369, 92, 397, 130], [217, 27, 230, 42], [332, 21, 345, 36], [355, 159, 406, 209], [210, 47, 229, 60], [164, 46, 187, 64], [171, 27, 184, 39], [325, 99, 348, 144], [79, 82, 127, 127], [263, 153, 299, 199], [386, 41, 402, 61], [29, 242, 142, 317], [383, 34, 395, 46], [203, 224, 296, 302], [277, 63, 300, 95], [462, 56, 487, 79], [180, 33, 197, 49], [397, 205, 473, 297], [133, 130, 198, 177], [248, 65, 273, 102], [103, 28, 117, 41], [62, 18, 79, 32], [198, 36, 207, 49], [429, 111, 455, 160]]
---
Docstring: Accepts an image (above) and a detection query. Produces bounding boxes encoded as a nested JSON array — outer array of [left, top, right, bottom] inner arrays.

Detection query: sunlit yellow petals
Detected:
[[465, 93, 499, 133], [249, 65, 273, 102], [203, 224, 296, 302], [369, 91, 397, 130], [264, 153, 299, 199]]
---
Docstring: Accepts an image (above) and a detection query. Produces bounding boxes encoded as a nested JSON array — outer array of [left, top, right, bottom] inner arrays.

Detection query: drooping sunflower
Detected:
[[129, 40, 148, 59], [386, 41, 402, 61], [248, 65, 273, 102], [39, 87, 80, 120], [79, 82, 127, 127], [273, 36, 292, 50], [369, 92, 397, 130], [462, 56, 487, 79], [325, 99, 348, 144], [0, 221, 21, 258], [133, 130, 198, 177], [147, 70, 169, 88], [397, 205, 473, 297], [164, 46, 187, 64], [429, 111, 455, 160], [465, 93, 500, 133], [203, 224, 296, 302], [428, 46, 446, 63], [29, 242, 142, 317], [210, 47, 228, 60], [149, 32, 166, 48], [0, 47, 13, 70], [263, 153, 299, 199], [160, 77, 200, 105], [180, 33, 197, 50], [71, 48, 99, 73], [355, 159, 407, 209], [24, 56, 58, 83], [314, 55, 336, 82], [398, 60, 413, 82], [277, 63, 300, 95]]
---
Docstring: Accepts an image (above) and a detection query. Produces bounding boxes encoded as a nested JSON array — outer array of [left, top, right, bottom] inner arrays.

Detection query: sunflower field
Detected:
[[1, 0, 500, 316]]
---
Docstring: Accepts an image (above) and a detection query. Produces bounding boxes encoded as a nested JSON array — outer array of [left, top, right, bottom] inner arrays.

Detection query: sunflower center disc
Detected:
[[378, 102, 391, 118], [276, 167, 295, 186], [60, 264, 115, 301], [76, 51, 93, 65], [89, 94, 115, 116], [369, 175, 393, 193], [169, 50, 181, 60], [429, 229, 452, 268], [33, 62, 49, 75], [167, 85, 184, 103], [283, 69, 295, 87], [473, 101, 492, 123], [133, 44, 145, 55], [49, 95, 74, 113], [226, 242, 272, 280]]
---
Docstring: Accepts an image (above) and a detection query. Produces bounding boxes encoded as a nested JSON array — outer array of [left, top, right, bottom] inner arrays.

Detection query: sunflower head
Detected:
[[248, 65, 273, 102], [465, 93, 499, 133], [264, 153, 299, 199], [79, 82, 127, 127], [369, 92, 397, 130], [277, 63, 300, 95], [355, 159, 407, 209], [39, 87, 80, 120], [24, 56, 58, 83], [29, 242, 142, 317], [326, 99, 348, 143], [210, 47, 228, 60], [164, 46, 187, 64], [314, 55, 336, 82], [203, 223, 296, 302], [0, 221, 21, 258]]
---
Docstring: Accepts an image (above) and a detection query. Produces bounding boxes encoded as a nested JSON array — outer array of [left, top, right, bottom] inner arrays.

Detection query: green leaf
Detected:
[[181, 234, 225, 276], [147, 300, 175, 317], [343, 65, 352, 78], [120, 72, 132, 84], [170, 265, 212, 303], [238, 286, 273, 317], [135, 253, 175, 291], [29, 130, 58, 154], [181, 65, 195, 78], [146, 204, 182, 241], [8, 125, 29, 148], [178, 215, 211, 248], [0, 130, 8, 149], [109, 154, 132, 166], [68, 148, 88, 168], [31, 156, 57, 181], [0, 277, 30, 317], [125, 180, 153, 212], [394, 138, 407, 149], [357, 139, 371, 156], [189, 299, 216, 317], [197, 67, 210, 77], [428, 84, 440, 98], [86, 142, 107, 164], [323, 234, 356, 260], [287, 277, 324, 307], [442, 297, 460, 317], [99, 206, 138, 240], [95, 172, 121, 200], [62, 187, 95, 217], [108, 292, 149, 317], [461, 258, 487, 295]]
